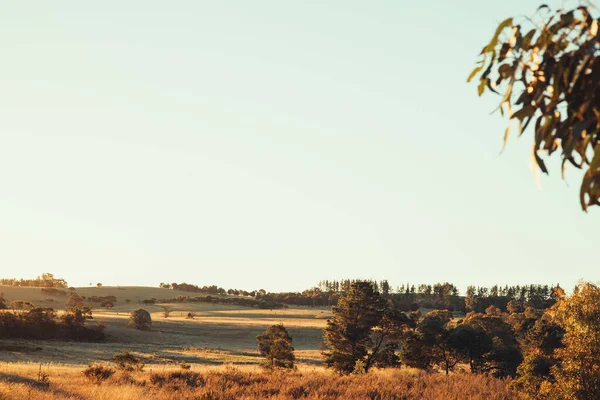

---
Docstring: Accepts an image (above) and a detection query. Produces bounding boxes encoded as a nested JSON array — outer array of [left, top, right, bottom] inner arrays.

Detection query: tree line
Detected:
[[159, 279, 561, 313], [0, 273, 67, 288]]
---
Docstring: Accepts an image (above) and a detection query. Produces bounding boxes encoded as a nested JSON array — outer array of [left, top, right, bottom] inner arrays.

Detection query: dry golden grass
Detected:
[[0, 362, 521, 400]]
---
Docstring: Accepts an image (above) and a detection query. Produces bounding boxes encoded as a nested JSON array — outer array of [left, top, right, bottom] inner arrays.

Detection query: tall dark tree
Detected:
[[462, 313, 523, 378], [323, 281, 412, 374], [401, 310, 461, 375]]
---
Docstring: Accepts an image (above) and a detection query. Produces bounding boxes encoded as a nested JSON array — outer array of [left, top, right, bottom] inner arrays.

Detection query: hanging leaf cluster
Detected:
[[470, 4, 600, 211]]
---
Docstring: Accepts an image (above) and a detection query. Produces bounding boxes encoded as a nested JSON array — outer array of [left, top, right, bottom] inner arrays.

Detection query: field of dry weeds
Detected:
[[0, 362, 521, 400]]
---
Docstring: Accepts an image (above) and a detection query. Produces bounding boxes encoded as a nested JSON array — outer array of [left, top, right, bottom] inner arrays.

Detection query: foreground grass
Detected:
[[0, 363, 521, 400]]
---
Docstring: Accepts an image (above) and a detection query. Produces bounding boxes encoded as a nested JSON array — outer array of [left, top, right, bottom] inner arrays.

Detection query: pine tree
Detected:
[[256, 324, 295, 369], [323, 281, 411, 374]]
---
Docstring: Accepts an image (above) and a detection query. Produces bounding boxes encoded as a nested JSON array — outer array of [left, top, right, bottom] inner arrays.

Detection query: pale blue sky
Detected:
[[0, 1, 596, 293]]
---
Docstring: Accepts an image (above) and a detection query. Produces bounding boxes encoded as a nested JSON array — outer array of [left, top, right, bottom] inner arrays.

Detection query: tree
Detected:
[[256, 324, 295, 369], [550, 282, 600, 399], [61, 306, 92, 327], [323, 281, 412, 374], [402, 310, 461, 375], [96, 283, 103, 288], [129, 309, 152, 330], [0, 295, 6, 310], [66, 293, 84, 311], [461, 312, 523, 377], [161, 306, 173, 318], [471, 4, 600, 211], [100, 300, 114, 310], [512, 317, 564, 398], [449, 323, 494, 374], [112, 350, 144, 371]]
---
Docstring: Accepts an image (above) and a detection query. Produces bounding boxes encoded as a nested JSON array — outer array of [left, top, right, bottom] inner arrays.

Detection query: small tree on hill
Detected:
[[256, 324, 295, 369], [66, 293, 84, 311], [129, 309, 152, 330], [100, 300, 114, 310], [161, 306, 173, 318]]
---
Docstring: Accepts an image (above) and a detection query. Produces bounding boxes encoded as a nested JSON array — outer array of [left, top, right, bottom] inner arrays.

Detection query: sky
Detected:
[[0, 1, 596, 293]]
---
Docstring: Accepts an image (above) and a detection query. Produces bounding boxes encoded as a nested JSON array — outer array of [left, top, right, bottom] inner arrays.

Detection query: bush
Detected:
[[256, 324, 295, 369], [129, 309, 152, 330], [161, 306, 173, 318], [40, 288, 68, 297], [149, 371, 204, 388], [10, 300, 35, 310], [82, 364, 114, 385], [0, 307, 105, 341], [112, 350, 144, 371]]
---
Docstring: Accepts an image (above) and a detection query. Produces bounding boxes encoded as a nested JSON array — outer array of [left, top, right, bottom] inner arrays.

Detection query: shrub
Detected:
[[161, 306, 173, 318], [40, 288, 68, 297], [256, 324, 295, 369], [10, 300, 35, 310], [100, 300, 114, 309], [82, 364, 114, 385], [180, 362, 191, 370], [0, 307, 104, 341], [129, 309, 152, 330], [112, 350, 144, 372], [149, 371, 204, 388], [65, 293, 84, 311]]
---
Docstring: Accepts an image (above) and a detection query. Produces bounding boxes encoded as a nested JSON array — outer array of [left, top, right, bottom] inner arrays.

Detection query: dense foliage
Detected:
[[129, 309, 152, 330], [256, 324, 295, 369], [0, 307, 104, 341], [511, 283, 600, 399], [323, 282, 415, 374]]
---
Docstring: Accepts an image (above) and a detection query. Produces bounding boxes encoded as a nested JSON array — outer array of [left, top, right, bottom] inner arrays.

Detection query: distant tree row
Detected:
[[40, 287, 68, 296], [158, 279, 562, 313], [318, 279, 392, 295], [0, 273, 67, 288], [160, 282, 227, 294], [143, 295, 283, 310], [464, 284, 559, 314]]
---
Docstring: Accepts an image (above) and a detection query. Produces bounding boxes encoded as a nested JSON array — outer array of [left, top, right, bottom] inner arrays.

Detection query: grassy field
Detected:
[[0, 286, 329, 367], [0, 362, 521, 400]]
